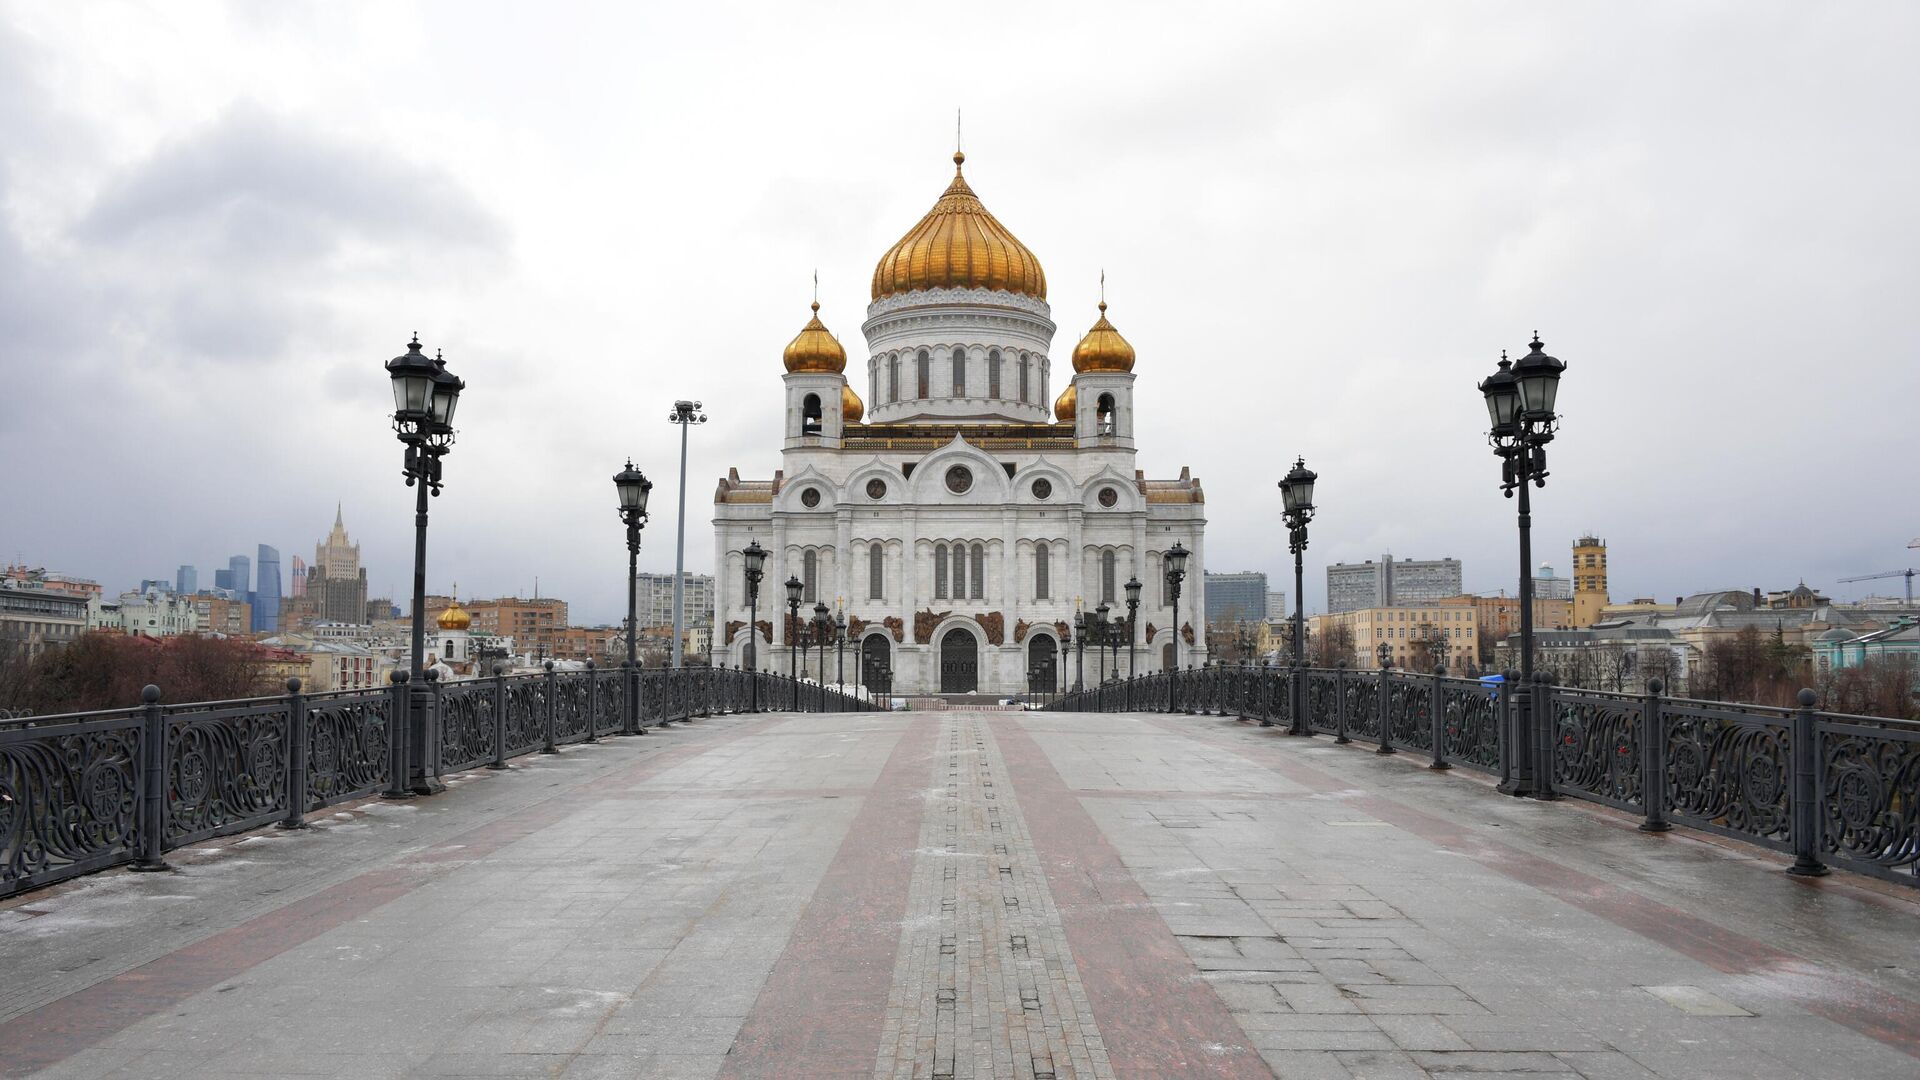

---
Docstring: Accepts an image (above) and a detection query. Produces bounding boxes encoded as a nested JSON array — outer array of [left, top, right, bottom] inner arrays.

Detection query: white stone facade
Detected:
[[713, 292, 1206, 696]]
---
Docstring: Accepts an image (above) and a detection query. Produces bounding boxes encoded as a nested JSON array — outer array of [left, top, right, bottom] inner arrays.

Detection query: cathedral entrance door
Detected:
[[940, 628, 978, 693], [1163, 642, 1177, 672], [861, 635, 892, 693], [1027, 636, 1056, 694]]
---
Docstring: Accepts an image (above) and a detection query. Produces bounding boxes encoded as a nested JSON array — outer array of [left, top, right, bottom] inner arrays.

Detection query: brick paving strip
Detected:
[[718, 715, 940, 1077], [0, 714, 792, 1079], [870, 715, 1115, 1080], [988, 715, 1274, 1079], [1153, 713, 1920, 1065]]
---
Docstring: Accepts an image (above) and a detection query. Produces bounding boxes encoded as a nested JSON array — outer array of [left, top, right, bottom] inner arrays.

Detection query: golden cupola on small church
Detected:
[[1071, 301, 1135, 373]]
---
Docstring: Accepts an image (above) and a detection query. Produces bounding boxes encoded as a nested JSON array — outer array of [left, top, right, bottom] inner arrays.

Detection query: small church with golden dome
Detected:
[[712, 150, 1207, 696]]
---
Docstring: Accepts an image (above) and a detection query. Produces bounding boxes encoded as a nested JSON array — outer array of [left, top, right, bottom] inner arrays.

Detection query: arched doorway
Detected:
[[940, 627, 978, 693], [861, 635, 892, 693], [1027, 635, 1057, 694], [1162, 641, 1176, 672]]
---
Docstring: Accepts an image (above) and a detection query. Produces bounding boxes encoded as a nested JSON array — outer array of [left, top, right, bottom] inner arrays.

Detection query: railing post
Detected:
[[1291, 661, 1308, 737], [1496, 669, 1527, 796], [1257, 664, 1272, 727], [620, 661, 638, 735], [131, 685, 171, 872], [382, 670, 413, 799], [584, 661, 598, 742], [541, 661, 558, 754], [1376, 666, 1395, 755], [1530, 670, 1560, 800], [1334, 661, 1350, 744], [704, 666, 715, 718], [489, 664, 508, 769], [1787, 688, 1830, 878], [1428, 666, 1449, 770], [1638, 678, 1670, 833], [278, 678, 309, 830]]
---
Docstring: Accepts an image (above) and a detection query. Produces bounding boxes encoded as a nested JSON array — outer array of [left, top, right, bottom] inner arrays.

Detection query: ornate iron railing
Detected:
[[2, 665, 878, 899], [1045, 665, 1920, 888]]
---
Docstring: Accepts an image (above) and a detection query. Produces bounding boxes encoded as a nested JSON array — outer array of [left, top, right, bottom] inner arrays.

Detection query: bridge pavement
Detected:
[[2, 710, 1916, 1079]]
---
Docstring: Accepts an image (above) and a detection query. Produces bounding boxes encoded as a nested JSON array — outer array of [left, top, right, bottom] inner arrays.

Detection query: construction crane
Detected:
[[1838, 568, 1916, 605]]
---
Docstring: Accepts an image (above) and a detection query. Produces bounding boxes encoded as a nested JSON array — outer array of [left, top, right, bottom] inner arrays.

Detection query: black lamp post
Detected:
[[385, 335, 462, 797], [1093, 604, 1112, 683], [1058, 633, 1070, 701], [1124, 577, 1142, 682], [1279, 458, 1316, 736], [1073, 604, 1087, 692], [614, 461, 653, 733], [834, 606, 847, 690], [742, 540, 767, 712], [812, 600, 831, 696], [1481, 335, 1566, 798], [1164, 542, 1189, 711], [1378, 640, 1393, 669], [784, 575, 803, 685]]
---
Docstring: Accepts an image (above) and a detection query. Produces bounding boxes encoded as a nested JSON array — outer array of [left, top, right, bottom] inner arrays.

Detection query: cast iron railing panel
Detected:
[[0, 708, 145, 895], [304, 688, 391, 810], [1663, 699, 1792, 851], [1543, 687, 1643, 812], [1440, 677, 1501, 774], [165, 698, 291, 847], [1818, 712, 1920, 884]]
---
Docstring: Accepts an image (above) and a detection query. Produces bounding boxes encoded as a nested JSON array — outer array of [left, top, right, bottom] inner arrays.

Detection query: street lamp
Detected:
[[385, 335, 463, 797], [1057, 633, 1070, 701], [1164, 542, 1189, 712], [665, 400, 708, 669], [785, 575, 803, 685], [1279, 457, 1316, 736], [1481, 334, 1565, 798], [742, 540, 766, 711], [833, 603, 847, 691], [812, 601, 833, 708], [1124, 577, 1142, 681], [614, 460, 653, 733], [1073, 600, 1087, 692], [1093, 603, 1112, 684], [1377, 640, 1392, 669]]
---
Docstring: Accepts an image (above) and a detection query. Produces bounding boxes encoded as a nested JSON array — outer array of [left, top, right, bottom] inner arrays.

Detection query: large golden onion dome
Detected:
[[871, 152, 1046, 301], [1071, 301, 1135, 373], [436, 600, 471, 631], [1053, 382, 1076, 423], [841, 382, 864, 423], [782, 301, 847, 373]]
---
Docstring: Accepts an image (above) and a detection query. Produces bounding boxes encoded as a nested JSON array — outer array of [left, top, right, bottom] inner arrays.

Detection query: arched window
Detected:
[[869, 543, 885, 600], [802, 550, 817, 602], [1018, 355, 1029, 402], [971, 543, 985, 600], [889, 355, 901, 403], [1096, 393, 1116, 435], [1101, 549, 1117, 603], [1035, 543, 1050, 600], [952, 542, 967, 598], [801, 393, 822, 435], [951, 348, 967, 396], [917, 351, 930, 398], [934, 544, 948, 599], [988, 350, 1002, 398]]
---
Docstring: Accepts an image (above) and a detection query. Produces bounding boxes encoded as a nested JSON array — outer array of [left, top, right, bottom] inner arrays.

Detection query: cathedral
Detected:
[[712, 150, 1207, 696]]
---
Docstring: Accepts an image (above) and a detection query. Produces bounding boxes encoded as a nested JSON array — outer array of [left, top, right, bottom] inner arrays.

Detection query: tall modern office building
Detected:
[[176, 564, 198, 596], [1204, 572, 1269, 625], [290, 556, 308, 598], [252, 545, 282, 632], [213, 568, 234, 592], [227, 554, 251, 601], [1326, 555, 1463, 613]]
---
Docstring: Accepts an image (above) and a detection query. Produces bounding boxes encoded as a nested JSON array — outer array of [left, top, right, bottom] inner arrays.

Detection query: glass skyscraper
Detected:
[[252, 545, 281, 632]]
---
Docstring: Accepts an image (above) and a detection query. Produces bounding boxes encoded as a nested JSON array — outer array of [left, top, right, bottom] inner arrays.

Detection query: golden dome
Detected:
[[783, 301, 847, 373], [841, 382, 864, 423], [1071, 301, 1135, 373], [1053, 382, 1076, 423], [871, 152, 1046, 301], [436, 600, 471, 631]]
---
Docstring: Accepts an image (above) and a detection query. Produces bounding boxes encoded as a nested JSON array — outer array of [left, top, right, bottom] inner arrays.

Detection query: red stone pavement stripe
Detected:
[[719, 716, 938, 1079], [0, 715, 791, 1078], [1154, 715, 1920, 1062], [989, 715, 1274, 1079]]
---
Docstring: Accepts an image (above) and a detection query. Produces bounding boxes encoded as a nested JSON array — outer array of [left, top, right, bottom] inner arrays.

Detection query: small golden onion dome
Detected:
[[436, 600, 471, 631], [1071, 301, 1135, 373], [871, 152, 1047, 301], [841, 382, 864, 423], [783, 301, 847, 373], [1053, 382, 1077, 423]]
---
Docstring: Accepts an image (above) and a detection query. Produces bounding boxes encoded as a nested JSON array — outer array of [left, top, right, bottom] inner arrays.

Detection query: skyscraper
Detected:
[[1204, 572, 1269, 625], [253, 544, 282, 632], [310, 506, 370, 623], [176, 564, 198, 596], [290, 556, 307, 597], [227, 554, 251, 601], [214, 568, 234, 592]]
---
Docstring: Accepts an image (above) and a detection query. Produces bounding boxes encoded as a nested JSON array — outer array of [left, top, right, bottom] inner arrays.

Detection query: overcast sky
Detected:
[[4, 2, 1917, 625]]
